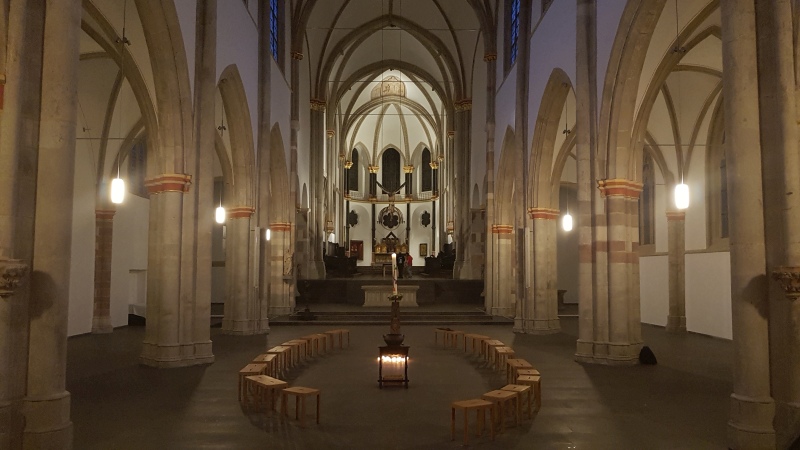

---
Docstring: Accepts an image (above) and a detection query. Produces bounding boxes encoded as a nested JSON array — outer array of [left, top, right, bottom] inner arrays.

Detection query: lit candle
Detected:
[[391, 252, 398, 295]]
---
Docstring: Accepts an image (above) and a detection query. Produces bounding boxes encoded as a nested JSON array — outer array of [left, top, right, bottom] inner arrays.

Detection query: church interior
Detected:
[[1, 0, 800, 448]]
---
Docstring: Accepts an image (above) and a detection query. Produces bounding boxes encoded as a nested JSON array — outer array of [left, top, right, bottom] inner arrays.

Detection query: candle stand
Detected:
[[378, 293, 409, 388]]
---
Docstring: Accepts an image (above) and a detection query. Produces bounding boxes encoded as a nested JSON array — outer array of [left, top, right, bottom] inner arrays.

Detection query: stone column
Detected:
[[368, 165, 379, 200], [454, 100, 472, 279], [721, 0, 776, 445], [307, 102, 326, 279], [525, 208, 560, 334], [222, 207, 256, 334], [268, 222, 293, 316], [92, 209, 116, 333], [666, 211, 686, 333], [403, 165, 414, 199], [491, 225, 514, 317], [430, 160, 439, 197], [772, 268, 800, 407], [483, 51, 497, 312], [344, 160, 352, 197], [23, 0, 81, 447]]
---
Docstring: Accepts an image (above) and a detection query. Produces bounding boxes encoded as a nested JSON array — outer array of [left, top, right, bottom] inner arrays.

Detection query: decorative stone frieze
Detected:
[[772, 266, 800, 299], [454, 99, 472, 111], [270, 222, 292, 232], [527, 208, 559, 220], [0, 258, 28, 298], [144, 174, 192, 194], [326, 129, 335, 137], [429, 161, 439, 170], [666, 211, 686, 221], [597, 179, 643, 199], [344, 160, 353, 169]]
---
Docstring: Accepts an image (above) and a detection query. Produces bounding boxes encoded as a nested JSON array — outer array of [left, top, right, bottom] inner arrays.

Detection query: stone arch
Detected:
[[529, 68, 573, 209], [218, 65, 256, 208]]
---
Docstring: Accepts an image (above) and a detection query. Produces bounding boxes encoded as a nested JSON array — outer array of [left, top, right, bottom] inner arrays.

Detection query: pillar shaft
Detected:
[[525, 209, 560, 334], [222, 210, 258, 334], [92, 210, 115, 333], [23, 1, 82, 447], [721, 0, 776, 446], [268, 223, 293, 316], [666, 211, 686, 332]]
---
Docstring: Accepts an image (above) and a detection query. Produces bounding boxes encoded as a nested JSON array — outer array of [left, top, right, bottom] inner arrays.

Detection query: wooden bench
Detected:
[[266, 345, 293, 373], [494, 346, 516, 372], [463, 334, 489, 354], [451, 399, 495, 445]]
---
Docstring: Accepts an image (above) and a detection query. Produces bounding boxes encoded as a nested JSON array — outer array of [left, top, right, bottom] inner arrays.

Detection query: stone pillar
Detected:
[[268, 222, 293, 316], [307, 102, 326, 279], [483, 51, 498, 312], [525, 208, 560, 334], [403, 165, 414, 199], [222, 207, 257, 334], [344, 160, 352, 198], [721, 0, 776, 445], [598, 179, 643, 364], [666, 211, 686, 333], [368, 165, 379, 200], [23, 1, 81, 447], [454, 100, 472, 279], [772, 268, 800, 406], [490, 225, 514, 317], [430, 160, 439, 197], [92, 209, 116, 333]]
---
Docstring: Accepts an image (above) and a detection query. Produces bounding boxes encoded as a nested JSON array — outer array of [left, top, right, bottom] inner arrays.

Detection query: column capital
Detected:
[[491, 224, 514, 234], [429, 161, 439, 170], [144, 174, 192, 195], [484, 52, 497, 61], [527, 207, 559, 220], [0, 258, 28, 298], [666, 211, 686, 221], [326, 129, 335, 137], [95, 209, 116, 221], [454, 99, 472, 111], [229, 206, 256, 219], [291, 51, 304, 60], [310, 98, 326, 111], [772, 266, 800, 299], [447, 131, 455, 138], [368, 165, 380, 174], [269, 222, 292, 232], [344, 160, 353, 169], [598, 179, 643, 199], [403, 165, 415, 174]]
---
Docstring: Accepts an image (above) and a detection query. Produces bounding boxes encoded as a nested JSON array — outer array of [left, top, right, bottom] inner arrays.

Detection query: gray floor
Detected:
[[67, 317, 732, 449]]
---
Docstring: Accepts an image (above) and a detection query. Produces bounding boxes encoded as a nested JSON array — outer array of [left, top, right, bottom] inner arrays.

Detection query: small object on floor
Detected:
[[639, 345, 657, 365]]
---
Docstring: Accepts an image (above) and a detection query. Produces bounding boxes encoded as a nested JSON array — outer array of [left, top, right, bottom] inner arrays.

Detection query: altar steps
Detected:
[[269, 310, 513, 326]]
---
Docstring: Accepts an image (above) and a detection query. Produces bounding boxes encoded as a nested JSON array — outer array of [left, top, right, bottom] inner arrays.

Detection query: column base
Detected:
[[666, 315, 686, 333], [575, 339, 596, 363], [522, 318, 561, 335], [727, 393, 776, 449], [91, 316, 113, 334], [140, 342, 215, 368], [22, 391, 72, 450], [606, 342, 643, 365]]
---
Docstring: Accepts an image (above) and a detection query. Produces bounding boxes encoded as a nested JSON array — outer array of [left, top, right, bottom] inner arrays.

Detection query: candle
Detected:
[[391, 253, 398, 295]]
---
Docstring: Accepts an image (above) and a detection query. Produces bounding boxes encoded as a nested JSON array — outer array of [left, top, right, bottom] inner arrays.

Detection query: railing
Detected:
[[345, 190, 437, 203]]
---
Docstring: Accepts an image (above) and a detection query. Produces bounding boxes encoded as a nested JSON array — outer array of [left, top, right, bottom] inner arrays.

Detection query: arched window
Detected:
[[381, 148, 401, 194], [270, 0, 281, 64], [349, 149, 359, 192], [421, 148, 432, 192], [506, 0, 521, 70], [639, 150, 655, 246]]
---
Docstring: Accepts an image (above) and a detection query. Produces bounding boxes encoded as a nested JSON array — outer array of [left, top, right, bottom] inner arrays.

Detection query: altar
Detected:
[[361, 285, 419, 307]]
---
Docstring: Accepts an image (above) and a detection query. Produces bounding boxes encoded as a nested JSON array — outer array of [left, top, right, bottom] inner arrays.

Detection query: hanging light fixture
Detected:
[[110, 0, 130, 205], [675, 178, 689, 210], [265, 228, 271, 241], [215, 195, 226, 224], [672, 0, 689, 211], [562, 192, 573, 232]]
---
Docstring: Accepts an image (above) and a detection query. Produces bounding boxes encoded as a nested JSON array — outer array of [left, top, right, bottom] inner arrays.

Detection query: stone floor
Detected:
[[67, 317, 733, 449]]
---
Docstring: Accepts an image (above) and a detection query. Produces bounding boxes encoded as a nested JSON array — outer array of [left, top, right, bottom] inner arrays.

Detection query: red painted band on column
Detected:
[[598, 179, 643, 199], [144, 174, 192, 194], [270, 222, 292, 232], [666, 211, 686, 221], [95, 209, 116, 221], [491, 224, 514, 234], [228, 207, 255, 219], [527, 208, 559, 220]]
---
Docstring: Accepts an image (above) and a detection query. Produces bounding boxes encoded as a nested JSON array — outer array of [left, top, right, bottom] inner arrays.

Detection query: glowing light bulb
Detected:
[[215, 206, 226, 224], [110, 177, 125, 204], [675, 183, 690, 210], [562, 213, 573, 232]]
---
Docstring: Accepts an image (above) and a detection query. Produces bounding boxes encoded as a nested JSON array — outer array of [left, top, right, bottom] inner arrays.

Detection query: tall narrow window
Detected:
[[639, 151, 656, 246], [381, 148, 401, 194], [421, 148, 432, 192], [349, 149, 359, 192], [507, 0, 521, 68], [270, 0, 279, 61]]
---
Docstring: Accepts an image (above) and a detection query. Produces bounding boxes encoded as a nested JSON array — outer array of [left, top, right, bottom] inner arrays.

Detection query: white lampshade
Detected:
[[675, 183, 690, 210], [110, 177, 125, 204], [215, 206, 226, 224], [265, 228, 271, 241], [562, 213, 573, 232]]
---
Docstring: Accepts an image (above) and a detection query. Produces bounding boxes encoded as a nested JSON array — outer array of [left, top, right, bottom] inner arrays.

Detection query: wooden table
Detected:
[[481, 389, 519, 432], [245, 375, 288, 412], [238, 363, 267, 405], [494, 346, 516, 371], [506, 358, 534, 384], [451, 399, 495, 445], [501, 384, 533, 420], [281, 386, 320, 428], [251, 353, 278, 378]]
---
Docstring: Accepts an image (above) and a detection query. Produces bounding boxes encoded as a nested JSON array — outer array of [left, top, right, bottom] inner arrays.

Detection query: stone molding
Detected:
[[666, 211, 686, 221], [447, 131, 455, 138], [95, 209, 116, 221], [228, 206, 255, 219], [484, 52, 497, 61], [344, 160, 353, 169], [269, 222, 292, 232], [598, 178, 643, 199], [429, 161, 439, 170], [527, 207, 559, 220], [491, 224, 514, 234], [326, 129, 335, 137], [772, 266, 800, 298], [310, 98, 326, 111], [368, 165, 380, 174], [403, 165, 414, 173], [291, 51, 303, 60], [0, 258, 28, 298], [454, 99, 472, 111], [144, 174, 192, 194]]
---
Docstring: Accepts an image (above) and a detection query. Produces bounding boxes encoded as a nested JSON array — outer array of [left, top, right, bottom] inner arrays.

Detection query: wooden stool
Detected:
[[281, 386, 320, 427], [311, 333, 329, 354], [463, 334, 489, 353], [506, 359, 534, 384], [434, 328, 451, 346], [444, 330, 464, 349], [501, 384, 533, 420], [450, 399, 494, 445], [323, 330, 345, 350], [300, 335, 322, 357], [266, 346, 293, 374], [327, 329, 350, 348], [483, 340, 505, 365], [494, 346, 516, 371], [251, 354, 278, 378], [481, 389, 519, 432], [282, 340, 307, 364], [516, 375, 542, 412], [245, 374, 288, 412], [238, 363, 267, 405]]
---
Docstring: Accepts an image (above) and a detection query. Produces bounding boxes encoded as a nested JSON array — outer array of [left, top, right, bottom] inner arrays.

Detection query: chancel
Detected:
[[1, 0, 799, 448]]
